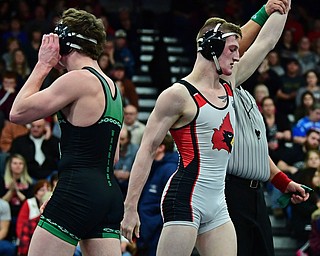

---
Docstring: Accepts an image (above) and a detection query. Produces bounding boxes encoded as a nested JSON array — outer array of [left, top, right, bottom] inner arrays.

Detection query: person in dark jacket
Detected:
[[0, 71, 19, 133], [291, 168, 320, 249], [137, 134, 179, 256], [10, 118, 59, 181]]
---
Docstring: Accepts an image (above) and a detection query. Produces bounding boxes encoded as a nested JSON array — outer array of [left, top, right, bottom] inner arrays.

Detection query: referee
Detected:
[[225, 86, 308, 256]]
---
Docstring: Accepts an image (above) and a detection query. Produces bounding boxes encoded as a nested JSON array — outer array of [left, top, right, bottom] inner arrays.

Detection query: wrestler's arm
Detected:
[[10, 70, 84, 124], [10, 33, 80, 124], [121, 84, 187, 242], [239, 0, 288, 56], [232, 0, 291, 87], [239, 21, 263, 57]]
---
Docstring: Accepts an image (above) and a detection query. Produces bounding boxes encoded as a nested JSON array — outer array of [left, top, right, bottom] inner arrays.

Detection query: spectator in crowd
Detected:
[[98, 52, 113, 76], [296, 70, 320, 106], [114, 127, 138, 197], [294, 149, 320, 181], [0, 120, 29, 177], [2, 16, 28, 47], [293, 36, 320, 75], [0, 153, 33, 243], [117, 7, 139, 61], [0, 1, 11, 41], [272, 129, 319, 218], [0, 71, 19, 132], [307, 18, 320, 43], [290, 167, 320, 249], [123, 104, 146, 146], [312, 38, 320, 61], [0, 122, 29, 153], [261, 96, 291, 163], [294, 91, 315, 122], [24, 5, 48, 36], [137, 134, 179, 256], [309, 207, 320, 256], [100, 13, 115, 38], [8, 48, 31, 88], [1, 37, 20, 71], [285, 11, 305, 44], [0, 58, 6, 79], [256, 52, 283, 97], [15, 0, 31, 24], [16, 179, 50, 256], [266, 50, 286, 76], [277, 128, 320, 176], [114, 29, 135, 78], [10, 119, 59, 181], [102, 39, 116, 69], [275, 29, 296, 64], [253, 83, 269, 112], [24, 27, 43, 69], [110, 62, 139, 109], [292, 103, 320, 145], [276, 57, 304, 115], [0, 198, 16, 256]]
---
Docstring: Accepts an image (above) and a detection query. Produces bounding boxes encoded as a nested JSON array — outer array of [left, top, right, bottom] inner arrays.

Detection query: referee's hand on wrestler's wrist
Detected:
[[265, 0, 288, 15]]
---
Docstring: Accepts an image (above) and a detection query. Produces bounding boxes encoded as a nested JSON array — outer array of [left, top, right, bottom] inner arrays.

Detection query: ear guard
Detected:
[[197, 23, 238, 74], [54, 23, 98, 56], [197, 24, 225, 60]]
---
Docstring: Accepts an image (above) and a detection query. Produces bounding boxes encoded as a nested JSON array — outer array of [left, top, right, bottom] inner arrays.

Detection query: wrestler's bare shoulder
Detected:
[[158, 82, 191, 104], [55, 69, 111, 93]]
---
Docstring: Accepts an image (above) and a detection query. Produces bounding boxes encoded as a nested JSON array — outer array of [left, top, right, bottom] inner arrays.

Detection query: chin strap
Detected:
[[212, 55, 222, 75]]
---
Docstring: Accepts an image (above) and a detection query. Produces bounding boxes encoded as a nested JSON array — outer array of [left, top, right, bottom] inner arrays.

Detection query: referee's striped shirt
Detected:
[[227, 86, 270, 182]]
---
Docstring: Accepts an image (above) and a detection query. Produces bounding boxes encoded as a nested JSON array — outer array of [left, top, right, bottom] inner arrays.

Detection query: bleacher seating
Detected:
[[133, 29, 193, 123]]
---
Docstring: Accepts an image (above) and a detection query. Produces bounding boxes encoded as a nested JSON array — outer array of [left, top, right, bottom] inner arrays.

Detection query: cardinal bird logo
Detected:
[[212, 113, 234, 153]]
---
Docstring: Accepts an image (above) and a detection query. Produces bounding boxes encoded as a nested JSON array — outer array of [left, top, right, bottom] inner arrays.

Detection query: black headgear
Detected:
[[54, 23, 98, 56], [197, 23, 238, 74]]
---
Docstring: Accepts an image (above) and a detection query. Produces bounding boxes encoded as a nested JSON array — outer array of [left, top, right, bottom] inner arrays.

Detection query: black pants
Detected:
[[225, 175, 274, 256]]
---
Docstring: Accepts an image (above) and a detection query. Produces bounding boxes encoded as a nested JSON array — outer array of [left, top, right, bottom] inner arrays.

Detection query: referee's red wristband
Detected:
[[271, 172, 292, 193]]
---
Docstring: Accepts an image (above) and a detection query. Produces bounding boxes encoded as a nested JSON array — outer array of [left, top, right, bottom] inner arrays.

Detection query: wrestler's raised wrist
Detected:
[[251, 5, 268, 26], [124, 201, 138, 211], [271, 171, 292, 193]]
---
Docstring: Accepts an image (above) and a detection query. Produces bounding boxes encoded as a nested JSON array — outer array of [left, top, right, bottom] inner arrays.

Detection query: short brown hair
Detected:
[[2, 70, 17, 81], [58, 8, 106, 60], [161, 134, 175, 153]]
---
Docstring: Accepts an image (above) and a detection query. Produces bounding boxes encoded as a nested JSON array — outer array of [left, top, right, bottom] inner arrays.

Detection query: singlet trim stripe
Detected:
[[170, 80, 200, 130], [171, 79, 233, 131], [98, 116, 122, 128], [38, 216, 80, 246], [83, 66, 118, 101], [57, 67, 122, 126]]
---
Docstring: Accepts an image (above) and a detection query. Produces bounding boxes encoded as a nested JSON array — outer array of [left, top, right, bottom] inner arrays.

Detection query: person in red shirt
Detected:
[[16, 180, 50, 256]]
